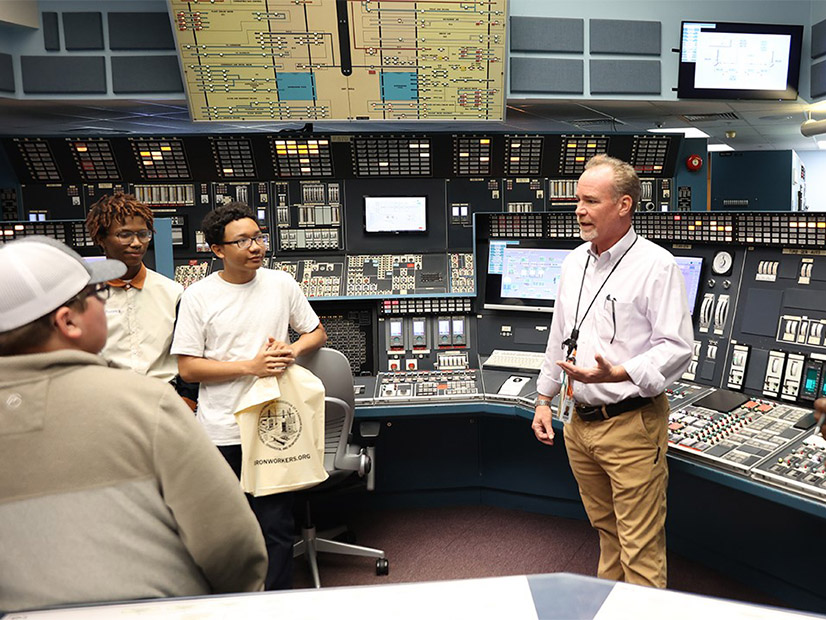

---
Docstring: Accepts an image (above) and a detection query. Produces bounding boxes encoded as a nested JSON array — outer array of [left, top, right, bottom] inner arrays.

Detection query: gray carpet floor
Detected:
[[292, 504, 787, 611]]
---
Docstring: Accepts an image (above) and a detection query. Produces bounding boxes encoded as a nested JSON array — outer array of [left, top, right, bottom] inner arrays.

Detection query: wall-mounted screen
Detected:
[[675, 255, 704, 316], [364, 196, 427, 234], [677, 22, 803, 100], [484, 240, 571, 313]]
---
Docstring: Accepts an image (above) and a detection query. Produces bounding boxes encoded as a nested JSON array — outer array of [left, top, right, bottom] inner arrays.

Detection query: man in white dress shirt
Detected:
[[532, 154, 693, 588]]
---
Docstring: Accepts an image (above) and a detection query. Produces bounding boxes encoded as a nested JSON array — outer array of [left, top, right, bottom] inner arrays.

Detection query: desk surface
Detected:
[[4, 573, 820, 620]]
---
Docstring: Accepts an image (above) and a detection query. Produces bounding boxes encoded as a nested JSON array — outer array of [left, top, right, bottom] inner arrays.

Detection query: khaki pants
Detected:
[[563, 393, 670, 588]]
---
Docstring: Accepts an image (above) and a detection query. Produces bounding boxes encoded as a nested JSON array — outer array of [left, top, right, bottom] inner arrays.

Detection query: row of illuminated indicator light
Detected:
[[645, 217, 826, 229], [3, 217, 819, 244], [137, 145, 183, 167], [1, 224, 67, 238], [74, 138, 665, 152], [281, 139, 426, 172], [75, 142, 175, 167], [74, 138, 666, 168], [77, 139, 608, 155], [458, 138, 490, 162]]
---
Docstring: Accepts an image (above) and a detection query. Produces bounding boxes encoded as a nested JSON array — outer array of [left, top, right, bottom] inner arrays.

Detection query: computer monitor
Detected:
[[677, 21, 803, 100], [484, 240, 570, 313], [364, 196, 427, 234], [484, 243, 703, 316], [675, 256, 703, 316]]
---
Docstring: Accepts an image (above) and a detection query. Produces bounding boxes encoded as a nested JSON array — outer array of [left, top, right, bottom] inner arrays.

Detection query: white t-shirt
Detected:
[[171, 268, 320, 445]]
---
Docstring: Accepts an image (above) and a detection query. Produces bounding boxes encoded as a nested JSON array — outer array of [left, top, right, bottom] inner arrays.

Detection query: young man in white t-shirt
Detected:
[[172, 203, 327, 590]]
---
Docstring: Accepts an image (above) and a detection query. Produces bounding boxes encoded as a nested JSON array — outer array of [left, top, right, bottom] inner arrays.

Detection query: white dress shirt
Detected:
[[536, 227, 694, 406]]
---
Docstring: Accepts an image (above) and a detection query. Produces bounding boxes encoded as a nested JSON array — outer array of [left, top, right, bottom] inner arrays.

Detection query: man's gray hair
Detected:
[[584, 154, 641, 211]]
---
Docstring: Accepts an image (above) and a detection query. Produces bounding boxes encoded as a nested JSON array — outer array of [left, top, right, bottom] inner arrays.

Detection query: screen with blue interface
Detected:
[[501, 247, 568, 301], [675, 256, 703, 315], [485, 240, 571, 313]]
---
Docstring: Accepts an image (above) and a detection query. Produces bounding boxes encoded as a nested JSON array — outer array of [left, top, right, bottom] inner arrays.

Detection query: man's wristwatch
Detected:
[[535, 397, 552, 408]]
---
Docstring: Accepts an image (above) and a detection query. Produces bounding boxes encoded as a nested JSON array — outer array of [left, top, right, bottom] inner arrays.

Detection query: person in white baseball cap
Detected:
[[0, 236, 268, 611], [0, 236, 126, 355]]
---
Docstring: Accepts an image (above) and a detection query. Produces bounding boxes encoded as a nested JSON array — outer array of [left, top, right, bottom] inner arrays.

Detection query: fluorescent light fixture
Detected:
[[817, 139, 826, 150], [647, 127, 710, 139], [707, 143, 734, 152]]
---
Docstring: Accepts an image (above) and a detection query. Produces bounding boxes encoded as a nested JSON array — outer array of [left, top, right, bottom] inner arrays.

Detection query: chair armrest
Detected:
[[326, 397, 370, 476], [326, 396, 352, 414]]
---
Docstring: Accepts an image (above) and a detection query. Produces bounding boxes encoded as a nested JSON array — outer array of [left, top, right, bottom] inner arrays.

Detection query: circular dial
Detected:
[[712, 251, 733, 275]]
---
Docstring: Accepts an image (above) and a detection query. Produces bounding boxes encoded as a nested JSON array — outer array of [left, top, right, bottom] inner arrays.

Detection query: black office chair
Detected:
[[293, 347, 389, 588]]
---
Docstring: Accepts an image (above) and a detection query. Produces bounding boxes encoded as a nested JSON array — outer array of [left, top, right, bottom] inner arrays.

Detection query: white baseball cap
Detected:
[[0, 236, 126, 332]]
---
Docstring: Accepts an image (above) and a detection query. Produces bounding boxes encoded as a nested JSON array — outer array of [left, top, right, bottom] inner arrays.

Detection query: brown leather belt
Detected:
[[575, 395, 654, 422]]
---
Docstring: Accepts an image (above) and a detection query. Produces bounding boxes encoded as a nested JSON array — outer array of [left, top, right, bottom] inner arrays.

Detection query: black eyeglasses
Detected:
[[66, 282, 111, 306], [113, 230, 152, 244], [90, 282, 112, 301], [220, 233, 269, 250]]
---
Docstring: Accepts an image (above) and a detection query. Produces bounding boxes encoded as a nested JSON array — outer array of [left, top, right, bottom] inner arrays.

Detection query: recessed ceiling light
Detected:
[[707, 144, 734, 152], [647, 127, 709, 139], [817, 139, 826, 150]]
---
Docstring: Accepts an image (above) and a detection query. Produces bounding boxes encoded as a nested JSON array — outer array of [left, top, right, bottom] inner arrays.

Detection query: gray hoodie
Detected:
[[0, 349, 266, 612]]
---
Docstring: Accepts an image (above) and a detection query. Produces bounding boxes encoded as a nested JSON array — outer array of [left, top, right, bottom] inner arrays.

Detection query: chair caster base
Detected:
[[376, 557, 389, 576]]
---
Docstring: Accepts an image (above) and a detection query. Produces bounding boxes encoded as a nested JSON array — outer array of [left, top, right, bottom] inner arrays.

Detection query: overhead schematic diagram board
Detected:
[[169, 0, 507, 121]]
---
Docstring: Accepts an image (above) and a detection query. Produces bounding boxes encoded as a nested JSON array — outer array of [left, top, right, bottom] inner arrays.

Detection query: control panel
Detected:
[[6, 129, 826, 506], [754, 432, 826, 501], [274, 180, 343, 252], [668, 392, 813, 473], [374, 370, 483, 403], [272, 258, 345, 299], [346, 254, 449, 297]]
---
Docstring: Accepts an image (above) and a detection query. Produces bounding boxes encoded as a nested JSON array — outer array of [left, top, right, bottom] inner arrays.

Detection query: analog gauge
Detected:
[[712, 251, 733, 275]]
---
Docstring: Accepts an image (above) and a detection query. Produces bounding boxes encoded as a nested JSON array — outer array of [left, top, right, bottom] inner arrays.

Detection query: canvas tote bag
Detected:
[[233, 364, 328, 496]]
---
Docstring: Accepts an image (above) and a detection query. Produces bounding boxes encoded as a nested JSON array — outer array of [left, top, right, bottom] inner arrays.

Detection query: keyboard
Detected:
[[482, 349, 546, 372]]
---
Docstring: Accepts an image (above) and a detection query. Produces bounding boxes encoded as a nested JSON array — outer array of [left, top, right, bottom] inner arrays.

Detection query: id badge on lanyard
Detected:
[[556, 349, 576, 424]]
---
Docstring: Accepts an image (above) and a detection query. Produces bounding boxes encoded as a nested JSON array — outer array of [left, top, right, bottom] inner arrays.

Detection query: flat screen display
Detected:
[[675, 256, 703, 316], [364, 196, 427, 233], [678, 22, 803, 100], [484, 240, 570, 313], [484, 244, 703, 316]]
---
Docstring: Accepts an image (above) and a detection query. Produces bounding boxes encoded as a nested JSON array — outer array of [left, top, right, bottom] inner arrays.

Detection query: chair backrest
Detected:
[[295, 347, 358, 473]]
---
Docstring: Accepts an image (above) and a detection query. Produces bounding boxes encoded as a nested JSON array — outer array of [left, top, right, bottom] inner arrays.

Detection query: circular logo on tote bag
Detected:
[[258, 401, 303, 450]]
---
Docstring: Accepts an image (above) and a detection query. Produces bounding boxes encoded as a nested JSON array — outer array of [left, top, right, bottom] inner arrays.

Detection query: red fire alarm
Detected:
[[686, 154, 703, 171]]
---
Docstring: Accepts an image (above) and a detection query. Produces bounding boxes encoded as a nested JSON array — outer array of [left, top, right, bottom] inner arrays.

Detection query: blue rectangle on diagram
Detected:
[[277, 73, 316, 101], [381, 71, 418, 101]]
